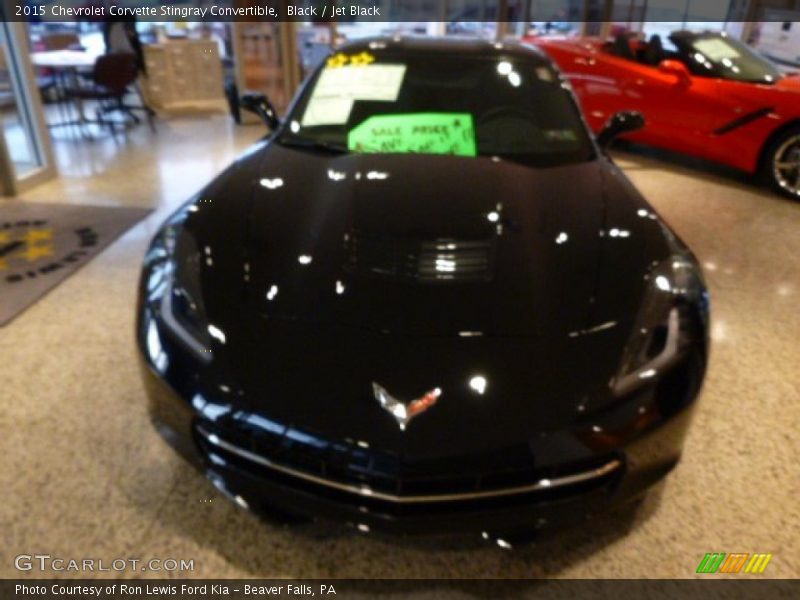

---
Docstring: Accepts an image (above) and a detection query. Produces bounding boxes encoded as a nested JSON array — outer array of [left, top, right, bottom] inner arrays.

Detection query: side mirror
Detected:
[[239, 92, 280, 130], [658, 59, 692, 85], [597, 110, 645, 148]]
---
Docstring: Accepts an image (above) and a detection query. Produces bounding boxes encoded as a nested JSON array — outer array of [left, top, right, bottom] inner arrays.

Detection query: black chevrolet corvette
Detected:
[[137, 37, 709, 539]]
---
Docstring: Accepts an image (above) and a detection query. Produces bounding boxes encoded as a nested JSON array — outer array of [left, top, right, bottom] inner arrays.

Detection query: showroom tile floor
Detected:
[[0, 118, 797, 581]]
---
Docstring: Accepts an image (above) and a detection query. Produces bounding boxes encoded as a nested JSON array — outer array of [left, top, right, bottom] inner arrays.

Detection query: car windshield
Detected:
[[673, 34, 782, 83], [278, 51, 595, 167]]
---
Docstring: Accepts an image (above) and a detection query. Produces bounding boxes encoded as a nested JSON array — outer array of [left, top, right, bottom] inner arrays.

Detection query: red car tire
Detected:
[[762, 125, 800, 200]]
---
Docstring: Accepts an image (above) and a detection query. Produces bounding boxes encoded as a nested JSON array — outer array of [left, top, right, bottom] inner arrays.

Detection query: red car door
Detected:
[[596, 53, 727, 153], [627, 62, 731, 156], [564, 48, 728, 156]]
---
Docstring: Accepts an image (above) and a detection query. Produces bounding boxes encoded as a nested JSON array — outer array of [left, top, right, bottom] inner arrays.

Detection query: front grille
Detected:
[[195, 417, 621, 506], [344, 232, 494, 283]]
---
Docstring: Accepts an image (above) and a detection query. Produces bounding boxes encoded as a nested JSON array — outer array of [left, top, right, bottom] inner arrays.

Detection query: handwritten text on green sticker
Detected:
[[347, 113, 477, 157]]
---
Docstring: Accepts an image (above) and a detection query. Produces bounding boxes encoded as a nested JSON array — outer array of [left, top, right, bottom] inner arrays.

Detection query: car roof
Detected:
[[336, 36, 551, 63]]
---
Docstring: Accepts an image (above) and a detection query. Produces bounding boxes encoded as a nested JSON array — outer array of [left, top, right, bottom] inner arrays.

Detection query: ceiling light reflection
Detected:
[[146, 319, 168, 373], [259, 178, 284, 190], [207, 324, 226, 344], [655, 275, 671, 291], [435, 258, 456, 272], [469, 375, 488, 395], [496, 538, 512, 549]]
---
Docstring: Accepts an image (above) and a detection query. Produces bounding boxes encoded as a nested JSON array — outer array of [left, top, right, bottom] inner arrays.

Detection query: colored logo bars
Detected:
[[696, 553, 772, 574]]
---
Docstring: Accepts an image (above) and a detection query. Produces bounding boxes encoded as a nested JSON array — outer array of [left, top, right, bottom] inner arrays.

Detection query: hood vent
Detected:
[[344, 232, 494, 283]]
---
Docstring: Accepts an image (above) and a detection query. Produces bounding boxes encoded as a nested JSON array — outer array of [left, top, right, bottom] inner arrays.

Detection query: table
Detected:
[[30, 50, 100, 70], [31, 50, 155, 136], [30, 50, 101, 131]]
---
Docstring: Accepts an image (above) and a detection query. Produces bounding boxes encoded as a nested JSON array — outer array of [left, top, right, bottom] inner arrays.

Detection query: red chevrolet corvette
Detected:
[[532, 30, 800, 199]]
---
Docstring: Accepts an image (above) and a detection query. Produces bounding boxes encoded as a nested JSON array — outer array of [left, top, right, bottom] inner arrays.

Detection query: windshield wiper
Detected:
[[278, 136, 349, 154]]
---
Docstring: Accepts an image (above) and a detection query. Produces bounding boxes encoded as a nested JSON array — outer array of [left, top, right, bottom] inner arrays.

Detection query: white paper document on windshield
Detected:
[[301, 64, 407, 127]]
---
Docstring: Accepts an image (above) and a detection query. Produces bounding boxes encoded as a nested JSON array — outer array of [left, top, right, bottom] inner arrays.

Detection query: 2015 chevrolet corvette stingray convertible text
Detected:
[[137, 38, 709, 540]]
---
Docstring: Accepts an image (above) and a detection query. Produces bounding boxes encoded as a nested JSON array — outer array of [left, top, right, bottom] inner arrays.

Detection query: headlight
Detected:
[[611, 257, 708, 397], [144, 208, 212, 363]]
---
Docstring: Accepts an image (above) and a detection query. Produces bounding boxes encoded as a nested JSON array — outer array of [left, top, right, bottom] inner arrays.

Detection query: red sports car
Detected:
[[532, 30, 800, 199]]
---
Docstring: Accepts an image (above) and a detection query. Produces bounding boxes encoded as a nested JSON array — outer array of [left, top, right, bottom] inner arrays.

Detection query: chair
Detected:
[[40, 33, 88, 111], [611, 33, 635, 61], [63, 53, 154, 137], [643, 35, 666, 66]]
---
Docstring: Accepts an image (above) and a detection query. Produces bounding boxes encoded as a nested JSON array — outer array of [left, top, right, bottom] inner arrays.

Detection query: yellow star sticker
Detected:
[[349, 51, 375, 66], [326, 53, 349, 68], [22, 243, 53, 262], [24, 228, 53, 244]]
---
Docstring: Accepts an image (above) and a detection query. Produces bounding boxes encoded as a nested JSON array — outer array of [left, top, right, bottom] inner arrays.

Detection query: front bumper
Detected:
[[140, 351, 696, 537]]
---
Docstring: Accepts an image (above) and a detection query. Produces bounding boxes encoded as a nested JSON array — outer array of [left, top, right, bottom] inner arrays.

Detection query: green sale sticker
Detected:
[[347, 113, 477, 157]]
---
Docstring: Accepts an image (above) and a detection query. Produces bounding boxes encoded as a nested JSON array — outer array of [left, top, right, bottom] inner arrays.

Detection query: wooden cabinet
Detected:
[[142, 40, 226, 113]]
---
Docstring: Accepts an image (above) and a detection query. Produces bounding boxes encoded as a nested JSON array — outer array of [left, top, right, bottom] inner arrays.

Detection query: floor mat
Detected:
[[0, 202, 151, 326]]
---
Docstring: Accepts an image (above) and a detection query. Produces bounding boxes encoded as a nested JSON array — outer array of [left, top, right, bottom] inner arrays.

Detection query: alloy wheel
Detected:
[[773, 134, 800, 197]]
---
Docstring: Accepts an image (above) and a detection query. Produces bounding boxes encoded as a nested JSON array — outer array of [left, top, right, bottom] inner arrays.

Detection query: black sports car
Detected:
[[137, 37, 709, 540]]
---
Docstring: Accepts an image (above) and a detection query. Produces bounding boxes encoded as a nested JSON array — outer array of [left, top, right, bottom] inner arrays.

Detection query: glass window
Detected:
[[671, 32, 782, 83], [281, 52, 594, 167], [0, 24, 46, 179]]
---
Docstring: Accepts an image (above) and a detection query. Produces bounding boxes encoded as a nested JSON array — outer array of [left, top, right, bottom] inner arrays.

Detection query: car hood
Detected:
[[178, 143, 675, 457], [243, 144, 609, 337]]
